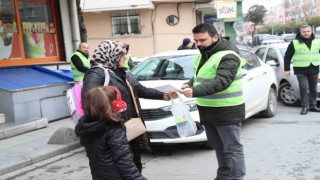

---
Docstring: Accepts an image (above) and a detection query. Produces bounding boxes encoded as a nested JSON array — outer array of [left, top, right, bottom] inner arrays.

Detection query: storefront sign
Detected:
[[216, 1, 237, 19]]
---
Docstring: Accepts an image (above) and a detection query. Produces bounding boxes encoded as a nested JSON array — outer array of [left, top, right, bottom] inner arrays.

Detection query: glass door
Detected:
[[0, 0, 22, 60]]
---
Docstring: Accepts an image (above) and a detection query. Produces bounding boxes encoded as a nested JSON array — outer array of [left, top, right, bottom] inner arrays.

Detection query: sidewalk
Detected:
[[0, 117, 80, 176]]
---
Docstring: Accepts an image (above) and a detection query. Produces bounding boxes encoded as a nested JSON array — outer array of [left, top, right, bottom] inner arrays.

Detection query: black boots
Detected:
[[300, 107, 308, 115]]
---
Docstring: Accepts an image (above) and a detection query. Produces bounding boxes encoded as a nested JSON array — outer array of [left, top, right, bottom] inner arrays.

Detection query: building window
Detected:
[[111, 11, 140, 36]]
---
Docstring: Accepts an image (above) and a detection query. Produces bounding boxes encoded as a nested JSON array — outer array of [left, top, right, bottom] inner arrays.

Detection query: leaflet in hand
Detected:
[[155, 84, 180, 92]]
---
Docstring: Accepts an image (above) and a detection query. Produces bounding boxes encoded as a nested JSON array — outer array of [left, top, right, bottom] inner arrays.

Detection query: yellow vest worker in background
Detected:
[[123, 44, 135, 70], [284, 25, 320, 115], [70, 42, 90, 82]]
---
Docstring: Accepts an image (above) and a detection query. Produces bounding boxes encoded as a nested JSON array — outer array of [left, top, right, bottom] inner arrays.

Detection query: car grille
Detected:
[[148, 121, 204, 139], [141, 108, 173, 121]]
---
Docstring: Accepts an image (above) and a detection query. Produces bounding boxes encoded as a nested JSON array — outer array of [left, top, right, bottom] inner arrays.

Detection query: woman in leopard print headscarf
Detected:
[[80, 40, 177, 175], [90, 40, 125, 69]]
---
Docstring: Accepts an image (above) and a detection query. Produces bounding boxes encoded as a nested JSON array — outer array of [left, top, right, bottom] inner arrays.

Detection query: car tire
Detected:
[[278, 82, 300, 106], [260, 88, 277, 117]]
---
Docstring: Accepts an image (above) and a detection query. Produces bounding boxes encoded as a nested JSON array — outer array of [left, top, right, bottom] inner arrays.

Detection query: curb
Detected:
[[0, 141, 81, 176], [0, 118, 48, 140]]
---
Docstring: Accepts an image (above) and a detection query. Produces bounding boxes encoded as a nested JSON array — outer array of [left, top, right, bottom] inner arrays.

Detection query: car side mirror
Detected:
[[266, 60, 279, 67]]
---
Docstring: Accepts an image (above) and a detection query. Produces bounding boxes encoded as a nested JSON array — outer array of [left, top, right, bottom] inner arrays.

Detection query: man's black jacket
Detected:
[[186, 37, 245, 125]]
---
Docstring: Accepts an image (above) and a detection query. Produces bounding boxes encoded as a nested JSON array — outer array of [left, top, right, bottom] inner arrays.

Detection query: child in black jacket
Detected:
[[75, 86, 146, 180]]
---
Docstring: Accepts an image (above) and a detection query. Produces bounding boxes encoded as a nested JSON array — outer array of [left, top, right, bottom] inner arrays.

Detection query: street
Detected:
[[7, 103, 320, 180]]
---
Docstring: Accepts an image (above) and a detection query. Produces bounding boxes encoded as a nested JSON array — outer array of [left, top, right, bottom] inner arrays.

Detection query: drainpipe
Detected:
[[69, 0, 81, 49], [59, 0, 73, 62]]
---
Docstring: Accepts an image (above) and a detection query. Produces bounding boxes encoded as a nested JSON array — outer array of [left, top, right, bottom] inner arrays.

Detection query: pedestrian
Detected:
[[75, 86, 146, 180], [81, 39, 177, 173], [284, 24, 320, 115], [177, 38, 196, 50], [123, 44, 135, 70], [70, 42, 90, 82], [180, 23, 246, 180]]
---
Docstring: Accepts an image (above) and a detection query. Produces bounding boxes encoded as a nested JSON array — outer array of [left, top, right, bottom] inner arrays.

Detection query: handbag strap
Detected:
[[125, 79, 141, 118]]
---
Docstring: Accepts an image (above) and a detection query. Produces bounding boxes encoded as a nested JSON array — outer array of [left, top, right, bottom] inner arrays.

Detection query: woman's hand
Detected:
[[169, 92, 178, 99], [163, 92, 178, 101]]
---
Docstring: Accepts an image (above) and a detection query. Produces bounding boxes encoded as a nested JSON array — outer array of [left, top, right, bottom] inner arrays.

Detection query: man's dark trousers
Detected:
[[296, 73, 318, 108], [204, 122, 245, 180]]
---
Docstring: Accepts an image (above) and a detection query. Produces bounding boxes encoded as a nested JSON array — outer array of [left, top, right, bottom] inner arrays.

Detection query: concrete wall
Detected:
[[0, 84, 72, 124], [84, 3, 197, 58]]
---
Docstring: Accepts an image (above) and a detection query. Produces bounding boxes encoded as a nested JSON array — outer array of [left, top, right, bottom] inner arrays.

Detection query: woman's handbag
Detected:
[[125, 118, 146, 141], [124, 79, 147, 141]]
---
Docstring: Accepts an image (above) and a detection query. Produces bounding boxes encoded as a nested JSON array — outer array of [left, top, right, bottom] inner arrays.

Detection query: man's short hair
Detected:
[[300, 25, 312, 30], [192, 23, 218, 37]]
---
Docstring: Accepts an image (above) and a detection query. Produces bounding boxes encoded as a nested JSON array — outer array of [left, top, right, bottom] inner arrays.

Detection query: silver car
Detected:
[[255, 43, 320, 106]]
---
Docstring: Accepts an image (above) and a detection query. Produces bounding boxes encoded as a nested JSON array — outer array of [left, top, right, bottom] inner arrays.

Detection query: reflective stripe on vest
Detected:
[[292, 39, 320, 67], [70, 52, 90, 82], [193, 50, 246, 107]]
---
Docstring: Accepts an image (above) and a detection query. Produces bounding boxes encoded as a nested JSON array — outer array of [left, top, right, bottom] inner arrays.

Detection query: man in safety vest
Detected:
[[284, 25, 320, 115], [70, 42, 90, 82], [123, 44, 135, 70], [180, 23, 246, 180]]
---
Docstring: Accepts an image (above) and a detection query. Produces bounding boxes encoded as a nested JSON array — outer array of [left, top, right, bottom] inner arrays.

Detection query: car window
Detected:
[[131, 55, 197, 81], [266, 48, 278, 63], [239, 50, 261, 70], [255, 48, 266, 60]]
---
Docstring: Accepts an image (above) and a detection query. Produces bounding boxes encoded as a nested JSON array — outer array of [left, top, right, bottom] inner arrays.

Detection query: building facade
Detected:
[[0, 0, 79, 69]]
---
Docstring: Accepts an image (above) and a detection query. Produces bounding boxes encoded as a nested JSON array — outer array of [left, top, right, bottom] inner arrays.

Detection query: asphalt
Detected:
[[0, 117, 81, 177]]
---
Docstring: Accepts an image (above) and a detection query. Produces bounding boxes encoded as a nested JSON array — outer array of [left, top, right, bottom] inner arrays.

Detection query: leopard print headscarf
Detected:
[[90, 40, 125, 69]]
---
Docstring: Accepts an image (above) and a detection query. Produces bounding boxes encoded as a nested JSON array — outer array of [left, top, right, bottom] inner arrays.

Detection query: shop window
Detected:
[[111, 11, 141, 36], [18, 0, 58, 59], [0, 0, 22, 60]]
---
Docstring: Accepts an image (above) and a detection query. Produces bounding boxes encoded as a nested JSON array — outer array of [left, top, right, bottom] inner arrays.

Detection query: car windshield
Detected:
[[131, 55, 197, 81]]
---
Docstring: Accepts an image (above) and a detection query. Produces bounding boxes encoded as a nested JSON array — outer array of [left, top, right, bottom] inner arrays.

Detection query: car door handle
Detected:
[[247, 77, 253, 81], [263, 72, 267, 75]]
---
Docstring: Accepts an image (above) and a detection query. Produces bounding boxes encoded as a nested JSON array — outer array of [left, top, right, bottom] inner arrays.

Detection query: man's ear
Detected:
[[213, 35, 219, 41]]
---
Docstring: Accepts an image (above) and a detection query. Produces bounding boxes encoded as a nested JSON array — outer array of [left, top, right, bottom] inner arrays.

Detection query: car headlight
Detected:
[[160, 100, 197, 112], [160, 105, 172, 112], [185, 100, 198, 111]]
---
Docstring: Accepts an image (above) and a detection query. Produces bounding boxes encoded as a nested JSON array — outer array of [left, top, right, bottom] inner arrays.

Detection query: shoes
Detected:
[[309, 107, 320, 112], [300, 107, 308, 115]]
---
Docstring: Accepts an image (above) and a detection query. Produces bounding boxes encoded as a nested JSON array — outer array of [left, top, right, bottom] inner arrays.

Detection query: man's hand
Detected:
[[181, 84, 190, 90], [318, 74, 320, 80], [284, 71, 290, 78], [180, 88, 193, 98]]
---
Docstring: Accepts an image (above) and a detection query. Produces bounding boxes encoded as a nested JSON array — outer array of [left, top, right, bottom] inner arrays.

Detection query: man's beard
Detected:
[[197, 46, 206, 50]]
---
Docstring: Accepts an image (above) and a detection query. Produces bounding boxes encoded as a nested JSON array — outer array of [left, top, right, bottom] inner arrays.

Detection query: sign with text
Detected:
[[216, 1, 237, 19]]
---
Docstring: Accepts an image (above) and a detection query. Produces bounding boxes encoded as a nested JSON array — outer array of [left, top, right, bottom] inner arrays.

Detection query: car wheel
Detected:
[[260, 88, 277, 117], [278, 82, 300, 106]]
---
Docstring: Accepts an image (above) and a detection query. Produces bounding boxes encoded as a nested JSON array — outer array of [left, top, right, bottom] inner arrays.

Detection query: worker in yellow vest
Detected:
[[123, 44, 135, 70], [70, 42, 90, 82], [284, 25, 320, 115], [180, 23, 246, 180]]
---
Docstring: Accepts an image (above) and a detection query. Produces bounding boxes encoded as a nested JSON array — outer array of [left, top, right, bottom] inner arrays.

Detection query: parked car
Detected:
[[280, 33, 296, 42], [131, 49, 278, 145], [253, 34, 270, 46], [255, 43, 320, 106], [260, 35, 284, 45]]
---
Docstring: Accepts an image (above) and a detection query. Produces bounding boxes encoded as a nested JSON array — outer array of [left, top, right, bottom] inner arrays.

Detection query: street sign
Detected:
[[248, 26, 254, 32]]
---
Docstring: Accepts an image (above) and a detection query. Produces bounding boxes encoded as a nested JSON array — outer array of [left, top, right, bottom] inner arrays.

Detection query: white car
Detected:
[[255, 43, 320, 106], [131, 49, 278, 145]]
